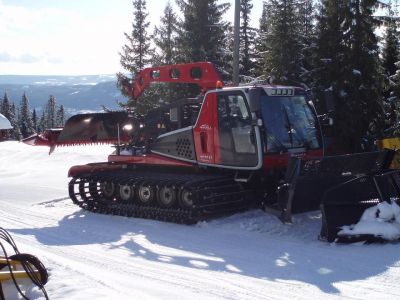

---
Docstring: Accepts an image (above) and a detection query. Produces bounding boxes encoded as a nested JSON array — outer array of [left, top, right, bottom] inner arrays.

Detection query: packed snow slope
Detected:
[[1, 141, 400, 300]]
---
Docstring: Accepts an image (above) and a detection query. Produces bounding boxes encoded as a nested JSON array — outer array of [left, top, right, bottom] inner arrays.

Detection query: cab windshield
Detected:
[[261, 93, 322, 153]]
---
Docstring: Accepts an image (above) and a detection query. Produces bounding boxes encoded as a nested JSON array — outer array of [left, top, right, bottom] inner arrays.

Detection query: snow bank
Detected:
[[0, 113, 12, 130], [339, 201, 400, 240]]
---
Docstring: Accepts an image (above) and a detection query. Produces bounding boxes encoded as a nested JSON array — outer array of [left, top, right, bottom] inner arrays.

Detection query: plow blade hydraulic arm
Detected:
[[277, 150, 397, 242]]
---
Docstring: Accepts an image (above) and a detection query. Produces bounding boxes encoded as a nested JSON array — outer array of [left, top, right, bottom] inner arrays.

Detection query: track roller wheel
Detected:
[[118, 184, 134, 201], [179, 188, 194, 209], [137, 184, 154, 205], [157, 185, 176, 208], [101, 181, 115, 199], [88, 181, 100, 198]]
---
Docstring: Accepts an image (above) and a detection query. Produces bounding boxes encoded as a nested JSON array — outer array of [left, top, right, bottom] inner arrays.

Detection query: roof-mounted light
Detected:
[[264, 87, 294, 96]]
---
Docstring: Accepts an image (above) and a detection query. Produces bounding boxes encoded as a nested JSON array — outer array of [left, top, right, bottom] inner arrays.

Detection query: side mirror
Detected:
[[323, 117, 334, 126], [318, 111, 334, 126], [248, 88, 261, 112]]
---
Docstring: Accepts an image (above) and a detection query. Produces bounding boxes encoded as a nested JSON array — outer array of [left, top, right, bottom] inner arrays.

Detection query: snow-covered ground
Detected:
[[1, 141, 400, 299]]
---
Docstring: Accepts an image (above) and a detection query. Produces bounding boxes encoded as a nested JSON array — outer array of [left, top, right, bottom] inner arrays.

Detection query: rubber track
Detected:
[[68, 170, 259, 224]]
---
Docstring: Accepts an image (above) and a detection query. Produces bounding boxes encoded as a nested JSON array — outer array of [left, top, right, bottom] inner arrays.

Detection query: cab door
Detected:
[[215, 91, 261, 169], [193, 92, 217, 164], [194, 90, 262, 170]]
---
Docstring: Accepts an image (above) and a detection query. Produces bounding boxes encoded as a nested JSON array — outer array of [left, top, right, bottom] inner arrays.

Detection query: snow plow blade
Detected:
[[277, 149, 397, 242], [56, 111, 133, 146], [320, 168, 400, 243]]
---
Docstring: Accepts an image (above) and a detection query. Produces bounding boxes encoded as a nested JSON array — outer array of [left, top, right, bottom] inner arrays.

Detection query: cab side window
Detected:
[[217, 92, 258, 167]]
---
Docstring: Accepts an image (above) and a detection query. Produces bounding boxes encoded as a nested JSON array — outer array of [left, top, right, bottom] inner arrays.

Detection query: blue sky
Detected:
[[0, 0, 263, 76]]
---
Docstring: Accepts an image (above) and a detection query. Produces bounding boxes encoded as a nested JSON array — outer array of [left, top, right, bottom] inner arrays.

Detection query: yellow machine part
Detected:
[[376, 137, 400, 169], [0, 257, 41, 281]]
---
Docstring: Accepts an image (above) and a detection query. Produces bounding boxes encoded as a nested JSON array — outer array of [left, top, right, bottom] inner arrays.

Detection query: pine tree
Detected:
[[393, 61, 400, 102], [44, 95, 57, 129], [117, 0, 153, 99], [144, 2, 197, 110], [314, 0, 384, 152], [1, 92, 11, 120], [254, 1, 273, 76], [153, 2, 179, 65], [240, 0, 257, 77], [261, 0, 303, 85], [382, 17, 399, 78], [18, 92, 35, 138], [298, 0, 316, 86], [1, 92, 21, 140], [117, 0, 155, 113], [313, 0, 347, 111], [176, 0, 230, 69], [0, 93, 12, 139], [56, 105, 66, 127], [343, 0, 384, 150], [32, 109, 38, 132], [9, 102, 21, 140], [38, 110, 46, 133], [381, 4, 400, 131]]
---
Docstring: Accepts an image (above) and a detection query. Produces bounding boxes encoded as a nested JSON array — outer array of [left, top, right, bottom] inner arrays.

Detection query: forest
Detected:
[[118, 0, 400, 152], [2, 0, 400, 152]]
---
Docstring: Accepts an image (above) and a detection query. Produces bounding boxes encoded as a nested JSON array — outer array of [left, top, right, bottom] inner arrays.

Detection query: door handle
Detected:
[[200, 132, 207, 152]]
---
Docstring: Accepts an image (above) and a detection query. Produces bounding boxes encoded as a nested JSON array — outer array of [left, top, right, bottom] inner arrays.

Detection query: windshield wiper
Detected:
[[282, 107, 294, 148]]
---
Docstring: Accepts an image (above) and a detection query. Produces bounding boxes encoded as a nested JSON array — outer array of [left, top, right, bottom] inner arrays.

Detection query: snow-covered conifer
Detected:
[[1, 92, 20, 140], [117, 0, 155, 113], [313, 0, 384, 152], [176, 0, 230, 69], [44, 95, 57, 129], [260, 0, 303, 85], [32, 108, 38, 132], [9, 102, 21, 140], [298, 0, 316, 87], [38, 110, 46, 133], [239, 0, 257, 77], [153, 2, 179, 65], [254, 1, 273, 76], [56, 105, 66, 127], [18, 92, 35, 138], [117, 0, 153, 93]]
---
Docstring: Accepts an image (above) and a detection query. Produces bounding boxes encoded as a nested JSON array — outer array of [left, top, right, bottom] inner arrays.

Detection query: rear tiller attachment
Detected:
[[23, 111, 135, 154], [277, 149, 400, 243]]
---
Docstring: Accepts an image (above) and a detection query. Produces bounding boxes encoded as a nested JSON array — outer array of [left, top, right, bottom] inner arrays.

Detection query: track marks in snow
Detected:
[[34, 197, 71, 207]]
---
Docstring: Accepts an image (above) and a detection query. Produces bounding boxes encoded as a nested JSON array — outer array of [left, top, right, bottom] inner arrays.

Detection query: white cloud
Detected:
[[0, 1, 131, 75], [0, 52, 13, 62], [0, 0, 263, 75]]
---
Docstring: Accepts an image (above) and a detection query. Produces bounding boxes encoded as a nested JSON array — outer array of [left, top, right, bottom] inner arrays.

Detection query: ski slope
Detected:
[[1, 141, 400, 299]]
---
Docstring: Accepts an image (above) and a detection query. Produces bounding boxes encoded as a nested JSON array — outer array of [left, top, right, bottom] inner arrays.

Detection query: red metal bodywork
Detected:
[[68, 154, 193, 177], [22, 128, 64, 154], [127, 62, 224, 100], [68, 162, 123, 178], [22, 129, 62, 147], [263, 149, 324, 172], [193, 92, 219, 164], [107, 153, 194, 167]]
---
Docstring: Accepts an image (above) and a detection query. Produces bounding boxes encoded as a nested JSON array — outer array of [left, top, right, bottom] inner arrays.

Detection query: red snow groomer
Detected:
[[31, 62, 400, 242]]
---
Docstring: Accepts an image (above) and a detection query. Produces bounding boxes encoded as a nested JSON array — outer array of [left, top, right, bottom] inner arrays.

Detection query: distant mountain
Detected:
[[0, 74, 116, 86], [0, 75, 125, 114]]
